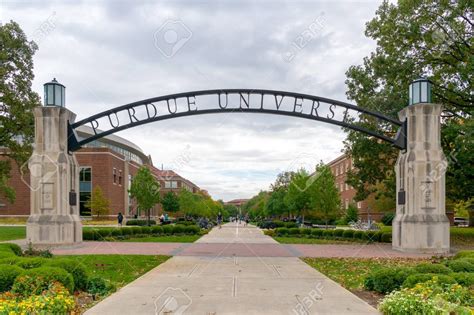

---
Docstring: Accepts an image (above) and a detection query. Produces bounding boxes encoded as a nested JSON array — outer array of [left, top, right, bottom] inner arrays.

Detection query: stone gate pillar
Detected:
[[392, 80, 449, 254], [26, 80, 82, 246]]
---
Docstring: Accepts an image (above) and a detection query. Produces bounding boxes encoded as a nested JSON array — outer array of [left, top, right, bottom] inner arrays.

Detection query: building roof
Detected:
[[326, 153, 349, 166], [225, 199, 249, 204], [150, 166, 200, 191]]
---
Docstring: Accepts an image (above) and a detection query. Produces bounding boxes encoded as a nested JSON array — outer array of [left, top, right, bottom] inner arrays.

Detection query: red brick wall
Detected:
[[0, 156, 30, 216]]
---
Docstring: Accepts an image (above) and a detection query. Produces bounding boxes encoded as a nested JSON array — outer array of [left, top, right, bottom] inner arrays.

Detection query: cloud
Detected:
[[3, 0, 380, 200]]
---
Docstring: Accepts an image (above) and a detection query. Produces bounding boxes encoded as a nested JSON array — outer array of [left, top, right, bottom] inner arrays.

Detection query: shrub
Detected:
[[87, 276, 114, 296], [15, 257, 48, 269], [380, 232, 392, 243], [110, 228, 123, 237], [288, 228, 300, 236], [414, 263, 452, 274], [311, 229, 323, 237], [322, 230, 334, 238], [353, 231, 364, 239], [345, 204, 358, 223], [141, 226, 152, 234], [0, 264, 24, 292], [126, 219, 156, 226], [454, 250, 474, 260], [273, 220, 285, 228], [445, 260, 474, 273], [162, 225, 173, 235], [0, 282, 76, 314], [184, 225, 200, 235], [373, 231, 383, 242], [342, 229, 354, 238], [0, 243, 21, 258], [44, 258, 88, 290], [402, 273, 456, 288], [130, 226, 143, 235], [276, 227, 289, 236], [381, 212, 395, 226], [285, 222, 298, 228], [121, 227, 134, 236], [332, 229, 344, 237], [364, 267, 414, 293], [83, 229, 98, 240], [12, 267, 74, 295], [380, 279, 472, 315], [363, 231, 378, 242], [300, 228, 311, 236], [151, 226, 164, 235], [0, 257, 21, 265], [172, 225, 184, 234], [451, 272, 474, 287]]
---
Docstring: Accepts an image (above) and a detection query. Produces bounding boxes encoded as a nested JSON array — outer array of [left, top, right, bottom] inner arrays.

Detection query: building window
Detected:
[[335, 167, 338, 176], [345, 183, 348, 191], [345, 199, 349, 209], [357, 202, 362, 209], [164, 181, 178, 189], [118, 170, 122, 185], [79, 167, 92, 216], [113, 168, 117, 184]]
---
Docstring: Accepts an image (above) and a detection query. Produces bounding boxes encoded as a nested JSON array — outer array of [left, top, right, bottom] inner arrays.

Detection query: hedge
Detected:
[[451, 272, 474, 287], [82, 225, 202, 240], [445, 260, 474, 273], [45, 258, 88, 290], [364, 267, 415, 293], [0, 264, 24, 292], [414, 263, 452, 274], [0, 243, 22, 258], [272, 227, 392, 243], [402, 273, 456, 288], [126, 219, 157, 226], [12, 267, 75, 295]]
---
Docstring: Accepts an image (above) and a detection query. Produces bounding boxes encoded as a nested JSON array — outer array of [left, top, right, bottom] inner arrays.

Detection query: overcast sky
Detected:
[[2, 0, 383, 201]]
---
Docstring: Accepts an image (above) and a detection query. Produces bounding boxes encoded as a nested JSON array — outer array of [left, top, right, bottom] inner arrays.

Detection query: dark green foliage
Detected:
[[184, 225, 200, 235], [0, 264, 23, 292], [15, 257, 47, 269], [45, 258, 88, 290], [445, 260, 474, 273], [172, 225, 184, 234], [285, 222, 298, 228], [277, 227, 289, 236], [301, 229, 311, 236], [381, 213, 395, 226], [130, 226, 143, 235], [323, 230, 334, 238], [342, 230, 355, 238], [364, 267, 414, 293], [0, 243, 21, 258], [151, 226, 163, 235], [110, 228, 123, 237], [82, 229, 97, 240], [288, 228, 300, 235], [380, 232, 392, 243], [162, 225, 173, 235], [414, 263, 452, 274], [0, 257, 20, 265], [12, 266, 74, 295], [87, 276, 114, 296], [454, 251, 474, 260], [312, 229, 324, 237], [333, 229, 344, 237], [451, 272, 474, 287], [121, 227, 133, 236], [126, 219, 156, 226], [353, 231, 364, 239], [402, 274, 456, 288], [345, 204, 359, 223], [140, 226, 152, 234], [161, 191, 180, 213]]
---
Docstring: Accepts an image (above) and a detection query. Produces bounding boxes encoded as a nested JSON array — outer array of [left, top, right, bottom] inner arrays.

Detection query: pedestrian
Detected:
[[117, 212, 123, 227], [244, 214, 249, 226], [217, 212, 223, 229]]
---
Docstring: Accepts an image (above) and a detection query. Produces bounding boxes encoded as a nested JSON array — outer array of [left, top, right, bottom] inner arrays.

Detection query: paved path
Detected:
[[85, 223, 378, 314]]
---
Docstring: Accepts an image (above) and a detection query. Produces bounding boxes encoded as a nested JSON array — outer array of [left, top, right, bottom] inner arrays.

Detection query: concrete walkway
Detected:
[[85, 223, 378, 314]]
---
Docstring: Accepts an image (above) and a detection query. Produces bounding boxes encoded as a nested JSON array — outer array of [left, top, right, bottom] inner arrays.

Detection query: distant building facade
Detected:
[[225, 199, 249, 209], [0, 126, 201, 219]]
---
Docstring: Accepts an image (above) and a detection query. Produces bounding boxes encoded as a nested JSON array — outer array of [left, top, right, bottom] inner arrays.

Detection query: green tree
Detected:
[[129, 166, 161, 225], [265, 187, 287, 218], [309, 164, 340, 226], [344, 0, 473, 205], [223, 203, 239, 218], [345, 203, 359, 224], [243, 191, 268, 219], [285, 169, 312, 221], [84, 186, 110, 219], [161, 191, 180, 213], [0, 21, 41, 202]]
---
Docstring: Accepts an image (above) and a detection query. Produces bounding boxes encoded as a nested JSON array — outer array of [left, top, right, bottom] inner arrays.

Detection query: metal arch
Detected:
[[68, 89, 406, 152]]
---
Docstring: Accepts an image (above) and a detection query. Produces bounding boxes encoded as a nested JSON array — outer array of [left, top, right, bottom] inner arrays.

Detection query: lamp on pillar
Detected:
[[408, 77, 432, 105], [43, 78, 66, 107]]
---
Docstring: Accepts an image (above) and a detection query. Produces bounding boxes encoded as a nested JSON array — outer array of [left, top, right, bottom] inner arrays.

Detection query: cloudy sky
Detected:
[[2, 0, 383, 201]]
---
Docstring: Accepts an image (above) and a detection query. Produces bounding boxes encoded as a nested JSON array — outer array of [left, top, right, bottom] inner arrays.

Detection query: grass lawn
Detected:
[[119, 235, 202, 243], [0, 226, 26, 241], [274, 236, 364, 245], [55, 254, 170, 288], [302, 257, 427, 290]]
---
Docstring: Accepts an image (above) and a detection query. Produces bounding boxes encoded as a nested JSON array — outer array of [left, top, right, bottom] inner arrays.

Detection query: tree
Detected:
[[0, 21, 41, 202], [242, 191, 268, 219], [265, 187, 287, 218], [129, 166, 161, 225], [285, 169, 312, 221], [84, 186, 110, 219], [223, 203, 239, 218], [309, 164, 340, 226], [345, 203, 359, 224], [161, 191, 180, 213], [178, 188, 198, 218], [344, 0, 473, 205]]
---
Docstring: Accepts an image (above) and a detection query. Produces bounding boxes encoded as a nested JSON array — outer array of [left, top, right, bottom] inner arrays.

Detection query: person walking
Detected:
[[117, 212, 123, 227], [217, 212, 223, 229]]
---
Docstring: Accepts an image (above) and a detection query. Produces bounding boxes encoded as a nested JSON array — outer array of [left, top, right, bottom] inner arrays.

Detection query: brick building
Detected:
[[0, 125, 200, 219], [327, 154, 383, 221]]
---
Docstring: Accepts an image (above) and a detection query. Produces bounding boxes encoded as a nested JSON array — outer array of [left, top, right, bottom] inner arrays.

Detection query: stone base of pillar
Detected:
[[26, 214, 82, 246], [392, 214, 450, 254]]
